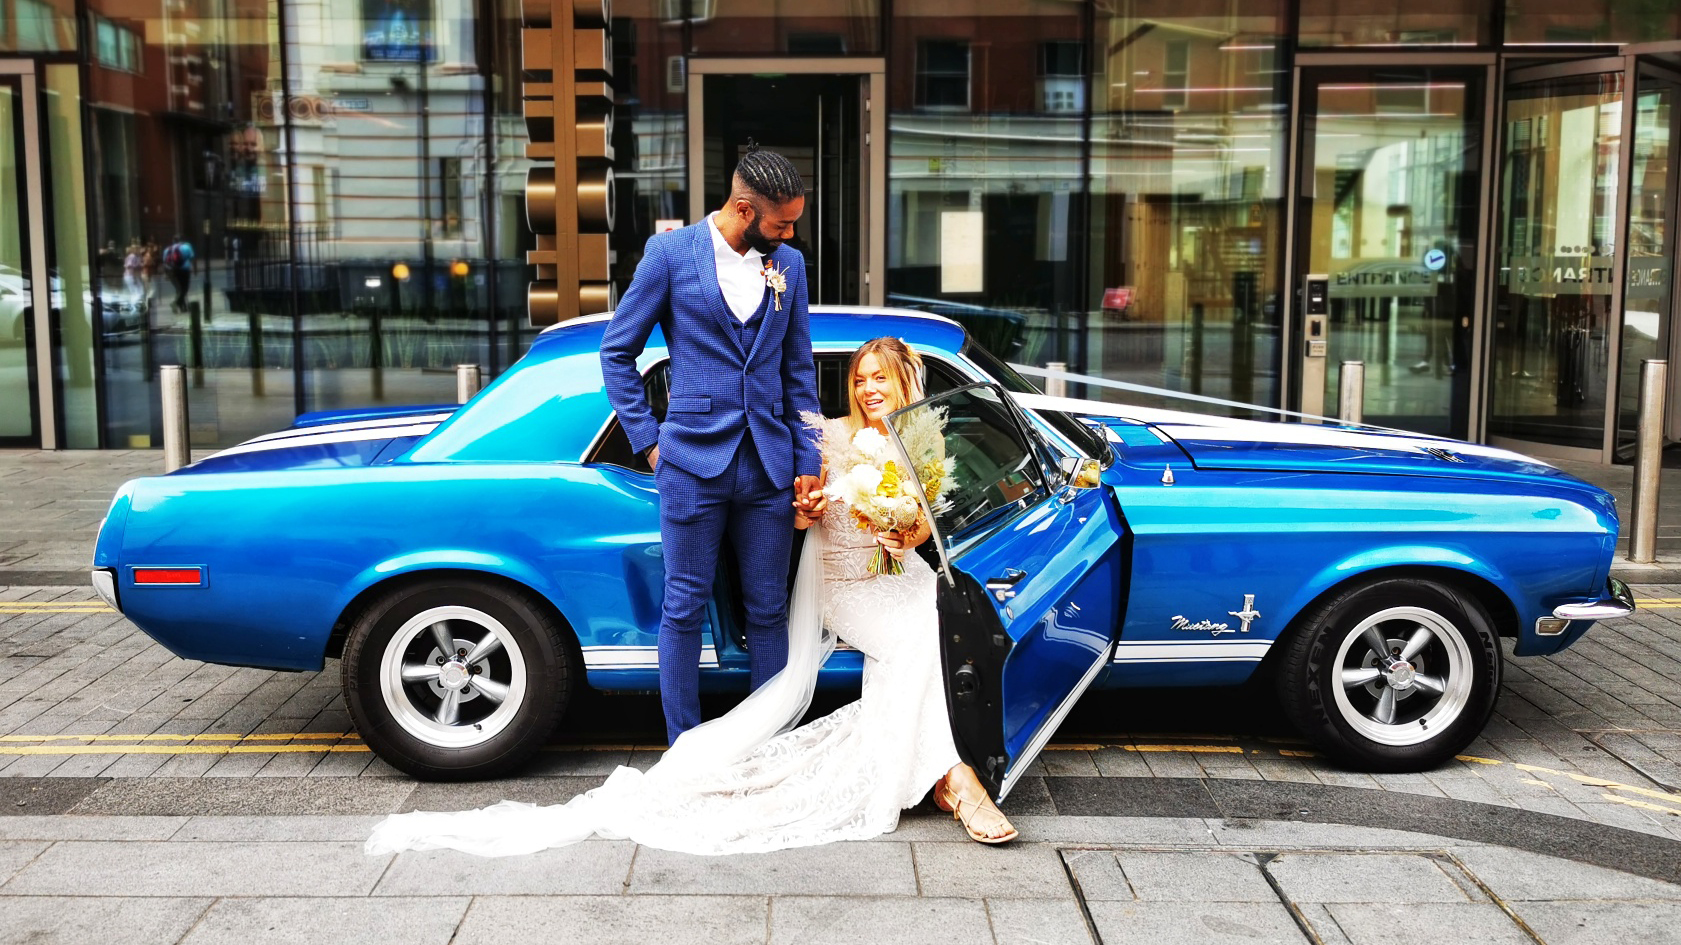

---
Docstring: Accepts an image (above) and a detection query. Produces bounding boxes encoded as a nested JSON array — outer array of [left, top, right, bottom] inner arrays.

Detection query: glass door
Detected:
[[696, 72, 862, 305], [1489, 63, 1626, 457], [0, 73, 40, 446], [1292, 66, 1487, 438], [1618, 65, 1680, 458]]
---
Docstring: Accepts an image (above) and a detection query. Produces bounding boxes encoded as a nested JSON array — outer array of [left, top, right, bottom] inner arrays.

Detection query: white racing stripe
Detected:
[[1110, 640, 1271, 663], [241, 413, 455, 445], [209, 422, 442, 459]]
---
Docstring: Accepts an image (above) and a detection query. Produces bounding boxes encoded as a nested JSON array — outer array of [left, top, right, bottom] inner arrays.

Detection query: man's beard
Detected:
[[743, 216, 780, 255]]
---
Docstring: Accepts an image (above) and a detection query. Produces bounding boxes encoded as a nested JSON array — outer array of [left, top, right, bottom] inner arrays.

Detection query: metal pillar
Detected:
[[456, 364, 482, 404], [161, 365, 190, 472], [1629, 359, 1667, 563], [1045, 361, 1067, 399], [1338, 361, 1365, 425]]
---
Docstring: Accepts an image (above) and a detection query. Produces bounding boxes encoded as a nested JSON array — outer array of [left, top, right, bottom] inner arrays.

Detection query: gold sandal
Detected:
[[935, 779, 1018, 844]]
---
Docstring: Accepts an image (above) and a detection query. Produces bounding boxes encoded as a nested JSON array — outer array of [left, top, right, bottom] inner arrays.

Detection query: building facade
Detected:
[[2, 1, 1679, 463]]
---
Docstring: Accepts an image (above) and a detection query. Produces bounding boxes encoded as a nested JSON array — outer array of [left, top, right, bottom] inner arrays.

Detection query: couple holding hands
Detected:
[[368, 147, 1014, 857]]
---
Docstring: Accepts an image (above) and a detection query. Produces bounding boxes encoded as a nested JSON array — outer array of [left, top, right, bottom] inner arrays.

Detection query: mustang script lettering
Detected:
[[1170, 615, 1233, 636]]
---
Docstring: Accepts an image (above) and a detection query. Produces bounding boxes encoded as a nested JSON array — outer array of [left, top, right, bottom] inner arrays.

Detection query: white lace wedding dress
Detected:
[[365, 418, 961, 856]]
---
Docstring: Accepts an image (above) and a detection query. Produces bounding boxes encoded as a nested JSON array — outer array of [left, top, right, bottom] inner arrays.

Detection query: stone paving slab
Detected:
[[1323, 902, 1534, 945], [373, 842, 636, 897], [1511, 900, 1681, 945], [0, 840, 392, 898], [452, 896, 771, 945], [179, 897, 470, 945], [629, 841, 920, 897], [768, 896, 994, 945], [0, 897, 213, 945], [1082, 900, 1305, 944]]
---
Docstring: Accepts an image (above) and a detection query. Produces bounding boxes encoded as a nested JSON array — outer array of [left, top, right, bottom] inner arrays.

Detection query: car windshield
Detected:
[[962, 339, 1111, 465]]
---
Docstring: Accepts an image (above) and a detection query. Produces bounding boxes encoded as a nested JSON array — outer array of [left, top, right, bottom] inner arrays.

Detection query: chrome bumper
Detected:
[[1553, 577, 1636, 622], [90, 568, 120, 612]]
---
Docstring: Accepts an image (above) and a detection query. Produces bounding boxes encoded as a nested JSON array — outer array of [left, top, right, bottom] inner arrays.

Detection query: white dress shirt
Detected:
[[707, 212, 767, 323]]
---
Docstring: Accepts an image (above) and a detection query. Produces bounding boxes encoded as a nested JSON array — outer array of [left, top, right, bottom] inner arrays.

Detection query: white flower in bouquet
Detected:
[[816, 412, 959, 575]]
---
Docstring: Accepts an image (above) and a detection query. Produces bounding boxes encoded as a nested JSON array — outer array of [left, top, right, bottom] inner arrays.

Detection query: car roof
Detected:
[[529, 306, 973, 363]]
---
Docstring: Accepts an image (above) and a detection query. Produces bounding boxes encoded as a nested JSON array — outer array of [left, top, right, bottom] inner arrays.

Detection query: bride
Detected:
[[366, 337, 1016, 856]]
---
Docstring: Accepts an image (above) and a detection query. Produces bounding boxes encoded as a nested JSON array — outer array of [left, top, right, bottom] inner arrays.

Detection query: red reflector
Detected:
[[133, 568, 203, 585]]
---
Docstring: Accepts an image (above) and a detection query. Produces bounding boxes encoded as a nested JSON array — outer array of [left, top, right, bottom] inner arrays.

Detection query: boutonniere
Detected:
[[763, 261, 789, 311]]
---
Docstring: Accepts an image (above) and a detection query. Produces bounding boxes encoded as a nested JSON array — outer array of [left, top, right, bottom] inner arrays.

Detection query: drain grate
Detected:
[[1059, 847, 1544, 945]]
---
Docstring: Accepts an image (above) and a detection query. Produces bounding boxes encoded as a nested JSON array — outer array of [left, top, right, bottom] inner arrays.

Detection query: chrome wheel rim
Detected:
[[1329, 605, 1474, 747], [379, 605, 528, 749]]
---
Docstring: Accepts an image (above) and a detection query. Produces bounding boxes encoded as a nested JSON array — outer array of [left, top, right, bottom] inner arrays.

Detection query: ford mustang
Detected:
[[90, 308, 1633, 791]]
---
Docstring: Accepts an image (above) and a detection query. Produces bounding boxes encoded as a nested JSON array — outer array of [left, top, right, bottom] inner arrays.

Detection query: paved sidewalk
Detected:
[[0, 811, 1675, 944]]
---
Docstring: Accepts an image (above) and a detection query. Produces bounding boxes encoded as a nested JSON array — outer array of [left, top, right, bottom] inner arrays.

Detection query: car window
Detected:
[[588, 365, 669, 472], [891, 384, 1047, 547], [961, 339, 1110, 464], [591, 354, 974, 472]]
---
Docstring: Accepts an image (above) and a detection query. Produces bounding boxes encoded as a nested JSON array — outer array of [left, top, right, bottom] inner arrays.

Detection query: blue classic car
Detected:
[[91, 308, 1633, 791]]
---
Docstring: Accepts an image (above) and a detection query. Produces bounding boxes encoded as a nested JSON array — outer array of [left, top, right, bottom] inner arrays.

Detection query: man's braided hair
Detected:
[[733, 142, 804, 204]]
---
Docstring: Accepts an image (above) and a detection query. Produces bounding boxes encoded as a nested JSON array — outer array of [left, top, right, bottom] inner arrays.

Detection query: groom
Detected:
[[601, 147, 825, 745]]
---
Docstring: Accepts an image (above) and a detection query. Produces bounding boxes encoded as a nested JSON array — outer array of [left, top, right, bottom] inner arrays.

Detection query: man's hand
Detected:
[[792, 474, 826, 517], [645, 445, 659, 471]]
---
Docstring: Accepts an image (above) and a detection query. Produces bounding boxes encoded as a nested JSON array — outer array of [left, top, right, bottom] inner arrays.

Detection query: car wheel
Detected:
[[1275, 577, 1500, 772], [342, 578, 573, 780]]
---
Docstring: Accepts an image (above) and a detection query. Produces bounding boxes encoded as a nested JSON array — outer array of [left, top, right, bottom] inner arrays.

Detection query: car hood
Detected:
[[1013, 393, 1595, 491], [177, 407, 456, 475]]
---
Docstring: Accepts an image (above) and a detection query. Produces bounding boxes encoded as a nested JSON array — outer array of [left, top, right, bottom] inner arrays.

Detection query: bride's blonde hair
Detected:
[[846, 337, 925, 433]]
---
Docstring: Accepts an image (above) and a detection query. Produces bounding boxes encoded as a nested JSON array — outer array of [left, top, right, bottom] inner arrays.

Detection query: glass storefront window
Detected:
[[1617, 73, 1677, 459], [888, 0, 1086, 369], [687, 0, 880, 56], [1298, 0, 1489, 47], [1086, 2, 1287, 414], [81, 0, 293, 449], [1505, 3, 1681, 46], [1490, 71, 1623, 452]]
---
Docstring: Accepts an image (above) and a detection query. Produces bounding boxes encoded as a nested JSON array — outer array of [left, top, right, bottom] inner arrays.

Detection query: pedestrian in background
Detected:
[[163, 235, 194, 316]]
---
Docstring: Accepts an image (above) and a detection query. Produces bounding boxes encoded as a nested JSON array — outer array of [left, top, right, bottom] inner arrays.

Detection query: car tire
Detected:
[[1275, 577, 1501, 772], [342, 577, 573, 781]]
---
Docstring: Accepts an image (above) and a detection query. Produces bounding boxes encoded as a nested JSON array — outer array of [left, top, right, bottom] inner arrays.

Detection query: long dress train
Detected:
[[364, 420, 960, 856]]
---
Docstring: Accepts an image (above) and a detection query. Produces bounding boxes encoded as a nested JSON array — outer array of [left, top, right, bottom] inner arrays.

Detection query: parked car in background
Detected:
[[92, 309, 1630, 791]]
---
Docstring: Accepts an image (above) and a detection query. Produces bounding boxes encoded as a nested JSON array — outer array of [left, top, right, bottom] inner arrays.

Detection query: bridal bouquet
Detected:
[[821, 409, 957, 575]]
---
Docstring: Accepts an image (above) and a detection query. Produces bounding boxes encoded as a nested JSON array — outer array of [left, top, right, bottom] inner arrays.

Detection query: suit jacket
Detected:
[[600, 221, 822, 485]]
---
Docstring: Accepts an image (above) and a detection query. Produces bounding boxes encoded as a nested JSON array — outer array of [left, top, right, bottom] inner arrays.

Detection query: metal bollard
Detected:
[[1338, 361, 1365, 425], [1045, 361, 1067, 399], [1629, 359, 1667, 563], [161, 365, 190, 472], [456, 364, 482, 404]]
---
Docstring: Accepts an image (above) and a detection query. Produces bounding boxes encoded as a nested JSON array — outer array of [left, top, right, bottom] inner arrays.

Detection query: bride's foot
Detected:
[[936, 767, 1017, 844]]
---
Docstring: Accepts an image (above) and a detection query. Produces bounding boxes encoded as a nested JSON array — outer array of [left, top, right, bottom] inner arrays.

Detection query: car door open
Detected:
[[887, 384, 1126, 801]]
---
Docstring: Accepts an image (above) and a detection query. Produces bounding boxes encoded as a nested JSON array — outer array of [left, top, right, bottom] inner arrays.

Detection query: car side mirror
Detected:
[[1059, 455, 1102, 490]]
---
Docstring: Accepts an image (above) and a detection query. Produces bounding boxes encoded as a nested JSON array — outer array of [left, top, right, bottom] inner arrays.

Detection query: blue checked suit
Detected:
[[600, 221, 822, 743]]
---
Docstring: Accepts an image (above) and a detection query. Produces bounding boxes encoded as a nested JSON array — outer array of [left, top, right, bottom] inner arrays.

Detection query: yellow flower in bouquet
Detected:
[[821, 412, 957, 575]]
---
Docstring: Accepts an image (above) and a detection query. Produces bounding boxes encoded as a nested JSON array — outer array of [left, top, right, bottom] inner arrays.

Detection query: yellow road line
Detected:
[[0, 606, 112, 613], [1127, 744, 1246, 754], [0, 732, 357, 743], [1601, 793, 1681, 816], [0, 744, 370, 756], [0, 601, 103, 607]]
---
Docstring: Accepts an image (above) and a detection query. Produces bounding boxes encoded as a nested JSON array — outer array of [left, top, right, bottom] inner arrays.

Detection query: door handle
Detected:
[[986, 568, 1027, 602]]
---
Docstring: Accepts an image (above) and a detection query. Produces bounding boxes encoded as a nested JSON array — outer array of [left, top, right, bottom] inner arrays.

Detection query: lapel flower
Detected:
[[763, 261, 789, 311]]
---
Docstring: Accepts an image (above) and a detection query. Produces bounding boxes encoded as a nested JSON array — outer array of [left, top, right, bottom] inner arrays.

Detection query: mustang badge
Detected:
[[1171, 594, 1261, 637]]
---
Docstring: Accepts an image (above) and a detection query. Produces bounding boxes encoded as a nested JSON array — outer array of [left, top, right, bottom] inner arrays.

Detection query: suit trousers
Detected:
[[654, 431, 794, 743]]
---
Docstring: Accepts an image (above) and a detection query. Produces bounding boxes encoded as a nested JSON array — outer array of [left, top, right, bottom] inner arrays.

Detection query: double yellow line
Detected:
[[0, 732, 369, 756], [0, 601, 113, 614]]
